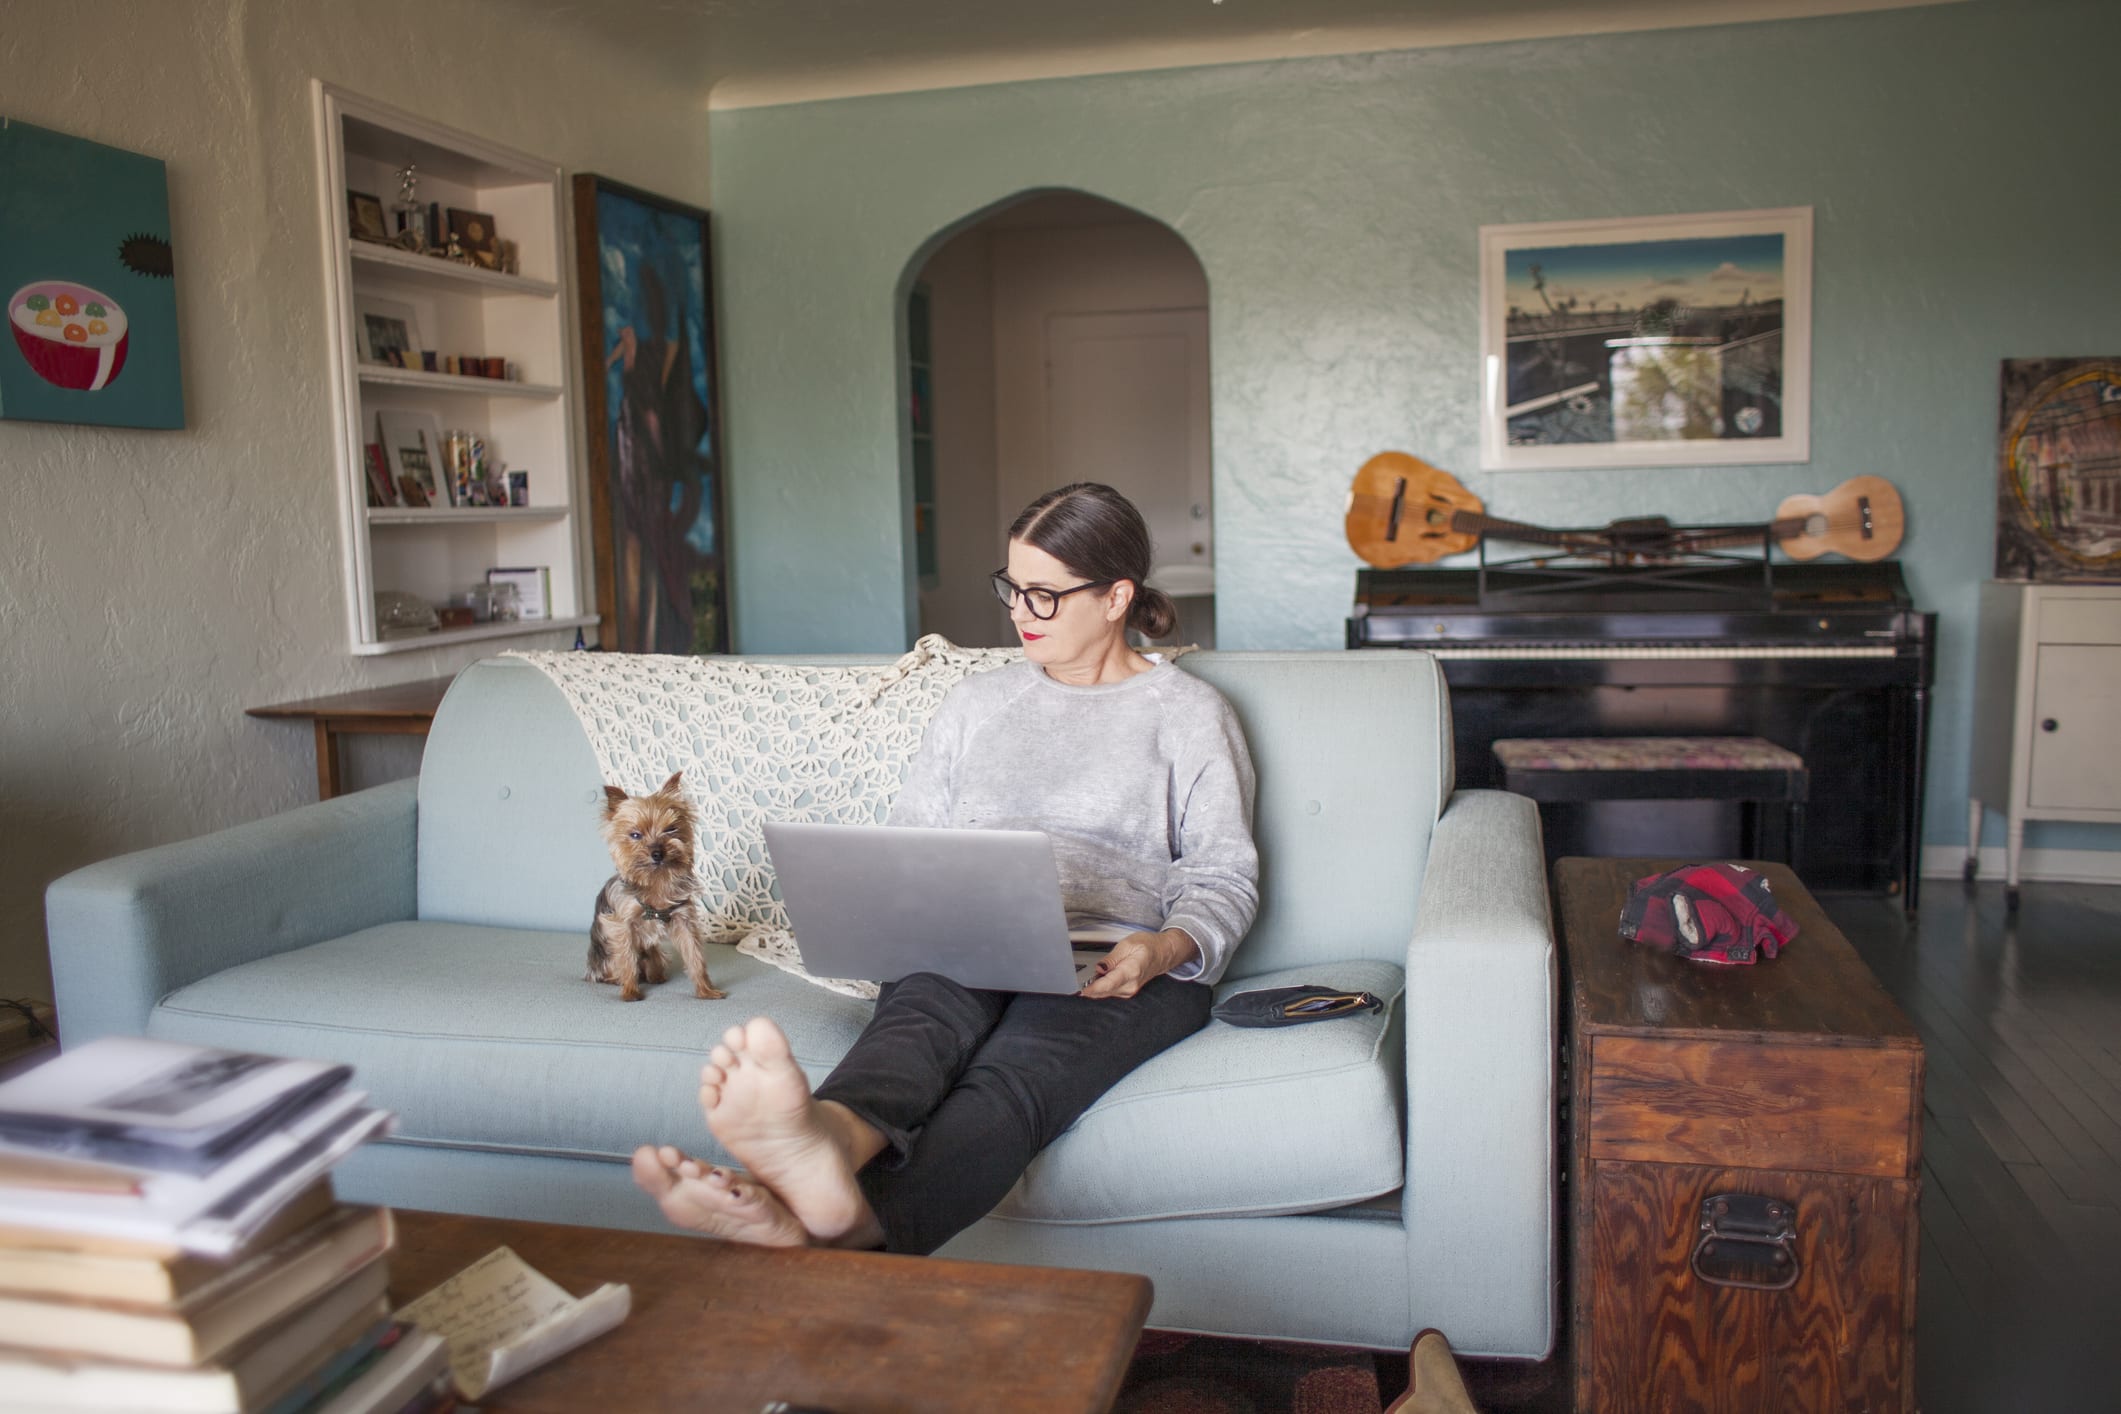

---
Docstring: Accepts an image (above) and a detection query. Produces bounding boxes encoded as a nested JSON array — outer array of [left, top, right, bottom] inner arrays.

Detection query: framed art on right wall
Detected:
[[1995, 357, 2121, 581], [1479, 206, 1812, 471]]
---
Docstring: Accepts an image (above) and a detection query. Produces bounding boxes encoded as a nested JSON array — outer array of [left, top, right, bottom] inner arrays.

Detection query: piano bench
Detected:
[[1493, 736, 1808, 864]]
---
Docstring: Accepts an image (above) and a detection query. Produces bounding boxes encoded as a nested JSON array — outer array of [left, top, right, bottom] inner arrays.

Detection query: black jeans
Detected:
[[811, 970, 1212, 1255]]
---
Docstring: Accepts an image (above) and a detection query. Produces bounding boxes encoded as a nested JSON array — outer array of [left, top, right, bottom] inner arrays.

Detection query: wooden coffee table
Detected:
[[387, 1210, 1151, 1413]]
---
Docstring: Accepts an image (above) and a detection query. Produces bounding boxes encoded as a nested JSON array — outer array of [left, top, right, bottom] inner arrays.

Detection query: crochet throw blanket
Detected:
[[507, 635, 1021, 998]]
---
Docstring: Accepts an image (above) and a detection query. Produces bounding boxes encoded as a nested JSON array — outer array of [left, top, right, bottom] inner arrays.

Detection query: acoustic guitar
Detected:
[[1343, 451, 1905, 569]]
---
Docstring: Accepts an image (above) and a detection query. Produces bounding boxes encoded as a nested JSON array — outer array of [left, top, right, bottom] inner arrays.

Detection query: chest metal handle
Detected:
[[1690, 1192, 1800, 1291]]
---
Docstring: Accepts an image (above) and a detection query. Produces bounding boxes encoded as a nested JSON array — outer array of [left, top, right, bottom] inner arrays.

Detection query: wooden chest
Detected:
[[1558, 857, 1923, 1413]]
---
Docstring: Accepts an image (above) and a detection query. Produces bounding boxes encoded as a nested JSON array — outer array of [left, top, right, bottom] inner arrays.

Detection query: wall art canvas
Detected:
[[573, 174, 728, 654], [1996, 357, 2121, 581], [1479, 207, 1810, 470], [0, 117, 184, 428]]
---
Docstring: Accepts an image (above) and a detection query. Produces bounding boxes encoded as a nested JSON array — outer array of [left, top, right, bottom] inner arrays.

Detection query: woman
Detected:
[[632, 482, 1258, 1254]]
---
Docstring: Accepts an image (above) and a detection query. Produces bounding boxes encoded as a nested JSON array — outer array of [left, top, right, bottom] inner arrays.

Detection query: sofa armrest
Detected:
[[1401, 788, 1557, 1359], [45, 779, 419, 1047]]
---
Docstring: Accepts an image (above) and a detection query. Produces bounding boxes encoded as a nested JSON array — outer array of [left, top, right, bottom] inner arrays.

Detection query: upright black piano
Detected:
[[1347, 560, 1935, 906]]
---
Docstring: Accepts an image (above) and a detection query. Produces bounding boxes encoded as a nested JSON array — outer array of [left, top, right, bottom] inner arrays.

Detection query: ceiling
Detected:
[[506, 0, 1961, 110]]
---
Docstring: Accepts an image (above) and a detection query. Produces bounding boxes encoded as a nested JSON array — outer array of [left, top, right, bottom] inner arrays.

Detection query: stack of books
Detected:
[[0, 1037, 452, 1413]]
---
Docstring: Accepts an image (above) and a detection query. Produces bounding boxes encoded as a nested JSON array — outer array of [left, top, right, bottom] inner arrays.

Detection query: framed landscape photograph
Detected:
[[1479, 206, 1812, 470], [572, 173, 729, 654]]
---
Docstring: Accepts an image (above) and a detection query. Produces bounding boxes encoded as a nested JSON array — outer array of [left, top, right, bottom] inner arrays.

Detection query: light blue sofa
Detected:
[[47, 650, 1556, 1358]]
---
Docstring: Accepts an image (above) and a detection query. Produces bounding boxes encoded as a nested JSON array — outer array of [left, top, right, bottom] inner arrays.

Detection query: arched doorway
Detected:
[[900, 191, 1214, 648]]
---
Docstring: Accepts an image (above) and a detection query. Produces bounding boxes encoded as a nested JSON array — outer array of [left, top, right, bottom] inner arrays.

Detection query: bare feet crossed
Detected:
[[698, 1017, 874, 1246], [629, 1144, 807, 1247]]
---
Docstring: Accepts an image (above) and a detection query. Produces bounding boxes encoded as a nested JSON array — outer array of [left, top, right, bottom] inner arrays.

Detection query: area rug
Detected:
[[1116, 1330, 1385, 1413]]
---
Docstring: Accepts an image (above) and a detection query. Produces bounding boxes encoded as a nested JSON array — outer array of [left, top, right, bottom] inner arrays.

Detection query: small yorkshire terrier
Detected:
[[586, 771, 725, 1002]]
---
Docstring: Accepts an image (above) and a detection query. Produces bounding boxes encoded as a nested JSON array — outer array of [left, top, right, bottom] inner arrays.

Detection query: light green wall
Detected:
[[709, 0, 2120, 851]]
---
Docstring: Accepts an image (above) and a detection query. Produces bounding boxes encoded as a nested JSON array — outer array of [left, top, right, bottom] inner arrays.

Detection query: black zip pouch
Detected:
[[1211, 985, 1385, 1028]]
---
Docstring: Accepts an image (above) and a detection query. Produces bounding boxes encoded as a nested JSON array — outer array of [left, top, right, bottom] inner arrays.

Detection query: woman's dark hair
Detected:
[[1008, 482, 1177, 640]]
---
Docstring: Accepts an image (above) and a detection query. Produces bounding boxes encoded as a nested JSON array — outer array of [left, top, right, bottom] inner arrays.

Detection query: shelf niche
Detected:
[[315, 80, 592, 654]]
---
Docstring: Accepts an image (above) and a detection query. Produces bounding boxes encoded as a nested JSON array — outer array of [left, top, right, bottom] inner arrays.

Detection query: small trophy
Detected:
[[394, 163, 429, 253]]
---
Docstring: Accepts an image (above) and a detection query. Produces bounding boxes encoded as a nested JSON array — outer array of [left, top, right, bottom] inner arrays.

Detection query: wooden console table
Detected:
[[246, 675, 455, 799], [1558, 856, 1923, 1413], [388, 1209, 1151, 1413]]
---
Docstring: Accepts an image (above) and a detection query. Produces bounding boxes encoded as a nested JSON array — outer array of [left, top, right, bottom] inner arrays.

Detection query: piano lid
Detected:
[[1354, 559, 1914, 615], [1350, 559, 1927, 651]]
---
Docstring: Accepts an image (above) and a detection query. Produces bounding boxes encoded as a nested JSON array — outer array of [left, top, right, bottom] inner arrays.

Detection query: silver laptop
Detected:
[[762, 822, 1114, 993]]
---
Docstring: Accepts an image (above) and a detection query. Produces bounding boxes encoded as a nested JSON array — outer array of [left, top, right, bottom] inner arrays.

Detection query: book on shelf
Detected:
[[0, 1276, 392, 1413], [0, 1204, 395, 1366], [0, 1178, 336, 1302]]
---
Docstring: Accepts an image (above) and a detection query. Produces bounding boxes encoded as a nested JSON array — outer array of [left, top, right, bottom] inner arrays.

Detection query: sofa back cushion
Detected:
[[417, 647, 1452, 975]]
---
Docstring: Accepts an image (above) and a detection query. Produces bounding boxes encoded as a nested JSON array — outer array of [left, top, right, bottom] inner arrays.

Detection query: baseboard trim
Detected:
[[1921, 845, 2121, 885]]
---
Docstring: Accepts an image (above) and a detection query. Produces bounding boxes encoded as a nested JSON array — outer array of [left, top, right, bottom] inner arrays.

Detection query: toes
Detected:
[[707, 1046, 736, 1074], [630, 1146, 676, 1196], [722, 1023, 749, 1053], [742, 1016, 793, 1064]]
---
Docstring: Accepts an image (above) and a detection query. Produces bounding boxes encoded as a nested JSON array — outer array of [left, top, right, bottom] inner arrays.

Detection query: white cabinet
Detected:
[[313, 82, 595, 654], [1967, 581, 2121, 905]]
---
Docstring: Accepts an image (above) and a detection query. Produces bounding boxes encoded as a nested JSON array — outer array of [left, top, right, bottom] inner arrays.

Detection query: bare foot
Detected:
[[629, 1144, 808, 1247], [698, 1018, 870, 1243]]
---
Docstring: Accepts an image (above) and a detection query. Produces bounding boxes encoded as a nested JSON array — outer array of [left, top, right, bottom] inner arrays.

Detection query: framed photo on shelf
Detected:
[[1478, 206, 1812, 470], [573, 173, 729, 653], [375, 407, 445, 507], [354, 294, 421, 367], [347, 190, 390, 244]]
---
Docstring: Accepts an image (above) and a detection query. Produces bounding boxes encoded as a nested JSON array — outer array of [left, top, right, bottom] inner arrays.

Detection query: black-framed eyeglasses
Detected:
[[989, 569, 1114, 621]]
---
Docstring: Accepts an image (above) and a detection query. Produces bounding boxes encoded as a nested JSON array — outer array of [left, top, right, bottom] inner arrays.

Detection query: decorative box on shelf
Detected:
[[314, 80, 593, 656]]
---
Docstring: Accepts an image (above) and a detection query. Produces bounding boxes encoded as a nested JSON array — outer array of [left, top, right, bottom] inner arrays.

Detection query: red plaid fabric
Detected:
[[1617, 863, 1798, 966]]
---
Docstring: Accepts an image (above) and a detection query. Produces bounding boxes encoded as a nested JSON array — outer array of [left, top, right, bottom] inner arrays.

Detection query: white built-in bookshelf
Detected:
[[313, 81, 596, 655]]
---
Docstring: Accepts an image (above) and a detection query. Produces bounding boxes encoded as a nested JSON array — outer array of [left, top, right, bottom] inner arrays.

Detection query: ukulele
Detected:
[[1343, 451, 1905, 569]]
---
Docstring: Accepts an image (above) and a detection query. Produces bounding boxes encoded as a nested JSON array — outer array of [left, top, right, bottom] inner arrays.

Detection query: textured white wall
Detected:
[[0, 0, 713, 1008]]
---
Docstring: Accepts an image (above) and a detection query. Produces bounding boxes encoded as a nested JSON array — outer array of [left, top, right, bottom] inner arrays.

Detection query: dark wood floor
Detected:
[[1443, 876, 2121, 1414], [1839, 877, 2121, 1413]]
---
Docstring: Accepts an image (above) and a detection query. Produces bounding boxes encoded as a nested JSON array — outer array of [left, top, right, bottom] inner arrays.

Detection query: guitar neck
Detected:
[[1449, 510, 1620, 553]]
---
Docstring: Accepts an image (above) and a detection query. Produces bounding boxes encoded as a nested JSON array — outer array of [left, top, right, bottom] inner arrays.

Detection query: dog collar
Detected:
[[636, 897, 691, 924]]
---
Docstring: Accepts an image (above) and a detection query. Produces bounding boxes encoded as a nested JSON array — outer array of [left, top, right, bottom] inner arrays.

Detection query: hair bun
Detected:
[[1130, 586, 1178, 641]]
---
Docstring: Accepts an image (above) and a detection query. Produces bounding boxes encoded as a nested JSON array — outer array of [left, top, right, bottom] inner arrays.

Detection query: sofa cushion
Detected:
[[145, 923, 876, 1164], [998, 958, 1406, 1223], [148, 927, 1403, 1226]]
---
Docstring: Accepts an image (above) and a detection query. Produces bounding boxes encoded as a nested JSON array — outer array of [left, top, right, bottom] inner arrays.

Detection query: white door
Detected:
[[1044, 310, 1212, 588]]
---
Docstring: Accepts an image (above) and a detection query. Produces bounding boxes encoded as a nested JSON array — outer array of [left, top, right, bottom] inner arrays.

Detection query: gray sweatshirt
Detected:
[[888, 657, 1260, 985]]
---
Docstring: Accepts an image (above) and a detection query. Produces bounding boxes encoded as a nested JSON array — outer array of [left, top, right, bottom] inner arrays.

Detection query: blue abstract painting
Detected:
[[585, 178, 724, 653], [0, 117, 184, 428]]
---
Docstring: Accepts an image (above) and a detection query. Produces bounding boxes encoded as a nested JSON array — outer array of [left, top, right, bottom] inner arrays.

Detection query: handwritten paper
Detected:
[[394, 1245, 631, 1399]]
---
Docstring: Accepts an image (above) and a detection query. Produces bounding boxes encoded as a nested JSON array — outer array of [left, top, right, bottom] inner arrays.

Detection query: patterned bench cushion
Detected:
[[1491, 736, 1803, 772]]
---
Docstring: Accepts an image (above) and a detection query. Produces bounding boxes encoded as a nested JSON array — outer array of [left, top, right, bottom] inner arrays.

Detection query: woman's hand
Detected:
[[1079, 928, 1199, 1000]]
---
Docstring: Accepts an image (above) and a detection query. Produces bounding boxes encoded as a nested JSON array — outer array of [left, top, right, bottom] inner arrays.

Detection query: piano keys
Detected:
[[1348, 560, 1935, 907]]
